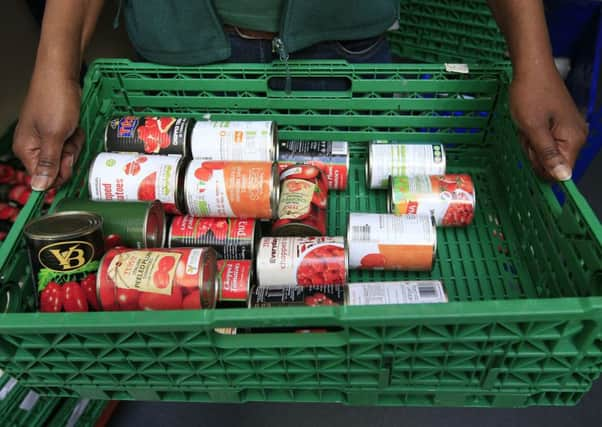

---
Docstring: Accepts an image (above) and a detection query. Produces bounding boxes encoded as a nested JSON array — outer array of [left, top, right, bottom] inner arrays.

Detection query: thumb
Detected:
[[525, 125, 572, 181], [31, 135, 64, 191]]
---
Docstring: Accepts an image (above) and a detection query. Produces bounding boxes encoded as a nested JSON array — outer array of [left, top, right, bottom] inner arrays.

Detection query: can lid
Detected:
[[199, 248, 218, 309], [273, 222, 322, 237], [24, 211, 103, 241], [144, 201, 166, 248]]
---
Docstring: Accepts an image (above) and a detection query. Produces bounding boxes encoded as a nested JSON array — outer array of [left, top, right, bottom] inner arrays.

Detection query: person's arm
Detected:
[[488, 0, 587, 181], [13, 0, 104, 191]]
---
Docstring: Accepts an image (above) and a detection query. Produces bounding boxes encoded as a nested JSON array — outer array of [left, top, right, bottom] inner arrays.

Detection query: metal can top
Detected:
[[272, 222, 323, 237], [199, 247, 219, 309], [24, 211, 103, 241], [144, 201, 166, 248]]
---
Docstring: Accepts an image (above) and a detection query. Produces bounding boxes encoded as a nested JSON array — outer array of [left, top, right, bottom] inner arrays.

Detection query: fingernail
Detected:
[[552, 165, 572, 181], [31, 175, 51, 191], [66, 153, 74, 169]]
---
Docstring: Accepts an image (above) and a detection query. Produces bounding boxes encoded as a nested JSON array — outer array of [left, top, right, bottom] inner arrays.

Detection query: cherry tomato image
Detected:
[[153, 270, 170, 289], [63, 282, 89, 312], [116, 288, 140, 311], [80, 273, 100, 310], [104, 234, 123, 251], [360, 253, 387, 269], [39, 282, 63, 313], [158, 255, 176, 272]]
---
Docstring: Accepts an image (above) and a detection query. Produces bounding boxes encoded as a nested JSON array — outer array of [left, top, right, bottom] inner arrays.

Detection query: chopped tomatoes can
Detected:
[[388, 174, 476, 226], [216, 259, 252, 307], [249, 285, 345, 308], [346, 281, 448, 305], [255, 236, 347, 288]]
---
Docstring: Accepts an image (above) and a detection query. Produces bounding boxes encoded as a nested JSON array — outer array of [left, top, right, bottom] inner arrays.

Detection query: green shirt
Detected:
[[215, 0, 283, 32]]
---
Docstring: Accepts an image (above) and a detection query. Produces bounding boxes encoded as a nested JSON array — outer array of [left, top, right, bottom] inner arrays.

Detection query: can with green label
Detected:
[[55, 199, 166, 249]]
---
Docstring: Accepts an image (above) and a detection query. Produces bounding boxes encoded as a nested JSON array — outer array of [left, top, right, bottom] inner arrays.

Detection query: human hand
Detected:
[[13, 72, 84, 191], [509, 67, 587, 181]]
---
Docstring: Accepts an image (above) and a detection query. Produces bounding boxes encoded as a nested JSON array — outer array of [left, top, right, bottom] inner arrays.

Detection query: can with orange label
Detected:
[[183, 160, 279, 219], [216, 259, 252, 308], [347, 213, 436, 271]]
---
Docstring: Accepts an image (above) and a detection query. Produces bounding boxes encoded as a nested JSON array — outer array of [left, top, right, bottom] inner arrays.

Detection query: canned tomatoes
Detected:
[[250, 285, 345, 308], [346, 281, 448, 305], [88, 153, 184, 214], [389, 174, 475, 226], [278, 140, 349, 190], [168, 216, 259, 259], [256, 237, 347, 288], [367, 142, 446, 189], [190, 121, 277, 161], [97, 247, 218, 311], [347, 213, 436, 271], [216, 260, 252, 308], [184, 160, 278, 219], [272, 164, 328, 236], [105, 116, 192, 155]]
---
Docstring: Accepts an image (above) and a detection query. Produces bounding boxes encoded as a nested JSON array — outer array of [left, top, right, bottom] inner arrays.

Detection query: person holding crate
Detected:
[[13, 0, 588, 190]]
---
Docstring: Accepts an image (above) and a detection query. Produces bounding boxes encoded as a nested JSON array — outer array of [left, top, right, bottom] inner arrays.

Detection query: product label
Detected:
[[106, 116, 187, 155], [251, 285, 345, 307], [38, 240, 95, 272], [107, 250, 180, 295], [190, 121, 274, 160], [278, 179, 314, 219], [218, 260, 251, 301], [347, 281, 447, 305]]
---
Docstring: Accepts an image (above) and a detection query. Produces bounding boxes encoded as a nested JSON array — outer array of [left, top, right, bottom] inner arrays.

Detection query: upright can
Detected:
[[216, 259, 252, 308], [190, 121, 277, 161], [272, 164, 328, 236], [347, 213, 436, 271], [256, 236, 347, 288], [389, 174, 476, 226], [367, 142, 446, 189], [104, 116, 192, 156], [96, 247, 218, 311], [168, 216, 259, 259], [278, 140, 349, 190], [183, 160, 278, 219], [55, 199, 166, 249], [346, 281, 448, 305], [88, 153, 184, 214], [250, 285, 345, 308]]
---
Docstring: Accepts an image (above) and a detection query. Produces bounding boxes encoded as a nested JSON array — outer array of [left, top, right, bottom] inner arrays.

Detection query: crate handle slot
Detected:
[[267, 76, 352, 97], [211, 327, 348, 349]]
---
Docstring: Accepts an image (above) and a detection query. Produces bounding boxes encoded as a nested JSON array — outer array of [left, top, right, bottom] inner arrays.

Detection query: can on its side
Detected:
[[389, 174, 476, 226], [88, 152, 184, 214], [104, 116, 192, 156], [366, 142, 446, 189], [216, 259, 252, 308], [54, 199, 166, 249], [277, 140, 349, 190], [346, 281, 448, 305], [190, 120, 277, 161], [255, 236, 347, 288], [96, 247, 218, 311], [250, 285, 345, 308], [272, 164, 328, 237], [184, 160, 278, 219], [347, 212, 436, 271]]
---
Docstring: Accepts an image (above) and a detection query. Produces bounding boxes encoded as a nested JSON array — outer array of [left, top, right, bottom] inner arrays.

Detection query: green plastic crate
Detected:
[[0, 60, 600, 407], [389, 0, 508, 63]]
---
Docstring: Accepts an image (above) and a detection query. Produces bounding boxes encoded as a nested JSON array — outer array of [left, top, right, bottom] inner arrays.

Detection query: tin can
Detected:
[[167, 216, 259, 259], [278, 140, 349, 190], [190, 120, 277, 160], [183, 160, 278, 219], [272, 164, 328, 236], [389, 174, 475, 226], [250, 285, 345, 308], [347, 213, 436, 271], [366, 142, 446, 189], [104, 116, 192, 156], [256, 236, 347, 288], [88, 152, 184, 214], [346, 281, 448, 305], [24, 212, 104, 311], [96, 247, 218, 311], [55, 199, 166, 249], [216, 259, 252, 308]]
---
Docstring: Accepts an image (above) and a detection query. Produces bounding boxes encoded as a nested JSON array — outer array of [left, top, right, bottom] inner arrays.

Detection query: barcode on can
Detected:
[[417, 284, 438, 299], [347, 281, 447, 305]]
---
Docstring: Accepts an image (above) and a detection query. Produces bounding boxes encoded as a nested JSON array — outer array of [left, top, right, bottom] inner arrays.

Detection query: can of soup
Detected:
[[367, 142, 446, 189], [88, 152, 184, 215], [389, 174, 475, 226], [272, 164, 328, 236], [104, 116, 192, 156], [183, 160, 278, 219], [250, 285, 345, 308], [216, 259, 252, 308], [55, 199, 166, 249], [190, 120, 277, 161], [96, 247, 218, 311], [346, 281, 448, 305], [347, 213, 436, 271], [278, 140, 349, 190], [256, 236, 347, 288]]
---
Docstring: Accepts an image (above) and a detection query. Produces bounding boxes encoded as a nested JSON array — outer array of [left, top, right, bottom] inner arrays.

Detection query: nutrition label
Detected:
[[347, 281, 447, 305]]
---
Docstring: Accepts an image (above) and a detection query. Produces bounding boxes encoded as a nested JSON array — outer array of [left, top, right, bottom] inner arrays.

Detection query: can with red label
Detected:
[[249, 285, 345, 308], [183, 160, 278, 219], [389, 174, 476, 226], [96, 247, 217, 311], [190, 121, 277, 160], [272, 164, 328, 236], [278, 140, 349, 190], [216, 259, 252, 308], [88, 152, 184, 214], [168, 216, 259, 259], [256, 236, 347, 288], [104, 116, 192, 156]]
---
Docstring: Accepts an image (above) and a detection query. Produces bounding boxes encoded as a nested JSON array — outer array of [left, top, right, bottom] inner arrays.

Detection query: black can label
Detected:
[[38, 240, 96, 272], [250, 285, 345, 308]]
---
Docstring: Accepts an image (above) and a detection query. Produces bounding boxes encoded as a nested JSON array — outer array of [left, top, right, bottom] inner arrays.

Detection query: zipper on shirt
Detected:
[[272, 37, 292, 94]]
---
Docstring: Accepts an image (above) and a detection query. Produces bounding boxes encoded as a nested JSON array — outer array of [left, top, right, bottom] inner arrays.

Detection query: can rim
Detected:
[[144, 201, 166, 248], [103, 120, 110, 152], [166, 216, 174, 248], [439, 143, 447, 174], [273, 222, 323, 237], [24, 211, 103, 240], [270, 162, 280, 219], [342, 141, 350, 191], [174, 156, 187, 214], [366, 141, 374, 189], [88, 154, 101, 201], [271, 122, 279, 162], [95, 250, 111, 308], [181, 118, 193, 158], [430, 214, 438, 268], [250, 219, 260, 260], [247, 285, 256, 309], [199, 248, 218, 309], [387, 176, 394, 214]]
